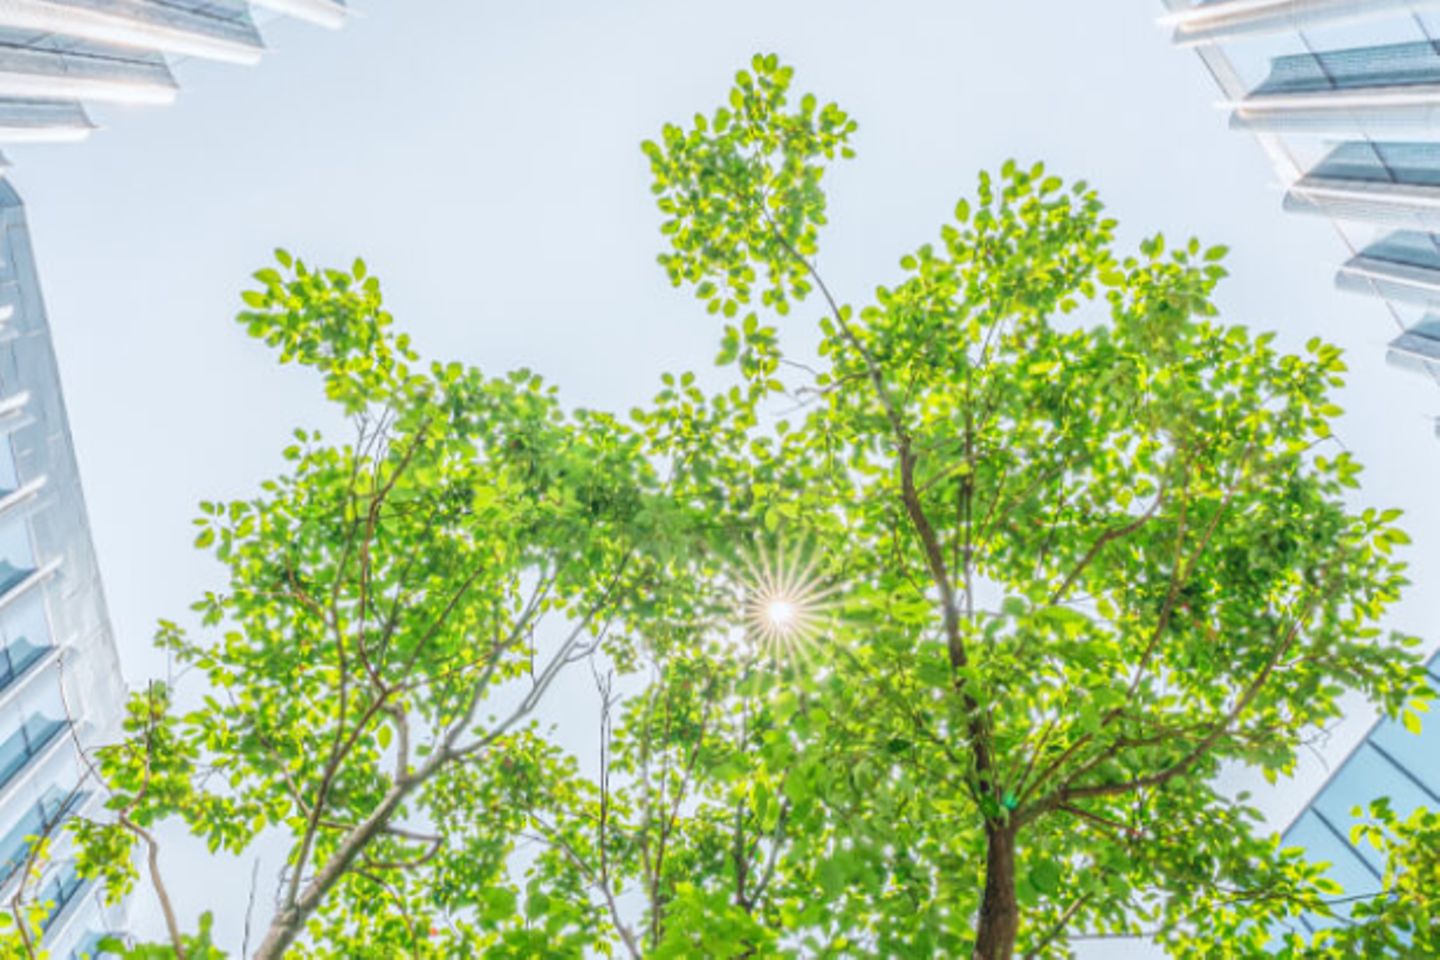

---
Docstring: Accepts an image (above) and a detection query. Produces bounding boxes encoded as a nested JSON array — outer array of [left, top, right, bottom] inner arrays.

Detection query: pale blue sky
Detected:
[[6, 2, 1439, 954]]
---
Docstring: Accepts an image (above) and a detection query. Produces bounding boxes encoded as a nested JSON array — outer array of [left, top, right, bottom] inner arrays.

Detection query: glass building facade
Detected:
[[0, 2, 346, 955], [1161, 0, 1440, 424], [0, 178, 128, 957], [1161, 0, 1440, 941], [1277, 650, 1440, 938]]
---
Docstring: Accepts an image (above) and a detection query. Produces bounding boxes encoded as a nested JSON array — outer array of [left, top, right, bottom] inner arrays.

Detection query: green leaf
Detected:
[[1029, 860, 1062, 897]]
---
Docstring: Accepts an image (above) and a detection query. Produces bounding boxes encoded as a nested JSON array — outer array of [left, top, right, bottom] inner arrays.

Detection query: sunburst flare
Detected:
[[738, 540, 839, 664]]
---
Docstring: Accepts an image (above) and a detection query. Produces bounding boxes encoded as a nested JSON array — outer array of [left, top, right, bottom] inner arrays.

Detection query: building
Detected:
[[0, 2, 345, 955], [0, 0, 346, 143], [0, 176, 127, 958], [1159, 0, 1440, 943], [1160, 0, 1440, 422], [1278, 650, 1440, 938]]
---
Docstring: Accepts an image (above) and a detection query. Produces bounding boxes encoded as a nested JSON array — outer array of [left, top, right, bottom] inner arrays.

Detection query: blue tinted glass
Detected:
[[1259, 42, 1440, 95], [0, 435, 15, 494], [1285, 811, 1380, 929], [1363, 231, 1440, 270], [0, 714, 63, 791], [0, 787, 77, 885], [1310, 746, 1435, 874], [0, 591, 51, 690], [0, 517, 32, 595], [1378, 144, 1440, 185], [1368, 724, 1440, 801], [1315, 739, 1435, 819], [2, 591, 49, 649], [39, 863, 84, 930], [0, 641, 45, 689], [1313, 142, 1440, 186], [1411, 315, 1440, 339], [0, 805, 44, 882], [1312, 142, 1387, 180], [22, 715, 61, 753], [0, 725, 29, 789], [70, 933, 100, 960], [71, 931, 119, 960]]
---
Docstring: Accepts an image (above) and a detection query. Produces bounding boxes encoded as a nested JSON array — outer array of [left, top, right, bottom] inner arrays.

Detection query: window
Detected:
[[1285, 810, 1380, 929], [1368, 709, 1440, 801], [1362, 231, 1440, 271], [1257, 41, 1440, 97], [1310, 746, 1433, 874], [0, 514, 34, 598], [0, 713, 65, 793], [0, 433, 15, 496], [0, 591, 51, 692], [38, 863, 85, 931], [72, 931, 121, 960], [1409, 315, 1440, 341], [1311, 142, 1440, 186], [0, 787, 83, 885]]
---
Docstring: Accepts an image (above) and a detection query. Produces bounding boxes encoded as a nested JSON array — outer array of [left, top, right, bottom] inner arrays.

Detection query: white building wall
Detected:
[[0, 179, 130, 956]]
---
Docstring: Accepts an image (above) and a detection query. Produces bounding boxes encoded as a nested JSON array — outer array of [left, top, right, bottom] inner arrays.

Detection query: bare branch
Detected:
[[243, 858, 261, 959]]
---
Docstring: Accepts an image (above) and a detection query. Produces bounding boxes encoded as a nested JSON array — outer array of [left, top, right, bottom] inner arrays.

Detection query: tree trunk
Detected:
[[973, 824, 1019, 960]]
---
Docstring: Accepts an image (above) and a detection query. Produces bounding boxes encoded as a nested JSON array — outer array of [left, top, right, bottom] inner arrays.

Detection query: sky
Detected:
[[6, 1, 1440, 955]]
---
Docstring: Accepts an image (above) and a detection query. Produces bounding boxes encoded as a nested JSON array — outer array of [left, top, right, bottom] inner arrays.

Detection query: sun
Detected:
[[765, 599, 797, 630], [739, 540, 837, 664]]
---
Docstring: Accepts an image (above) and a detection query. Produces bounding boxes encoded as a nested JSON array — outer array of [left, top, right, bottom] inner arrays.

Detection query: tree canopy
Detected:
[[4, 54, 1432, 960]]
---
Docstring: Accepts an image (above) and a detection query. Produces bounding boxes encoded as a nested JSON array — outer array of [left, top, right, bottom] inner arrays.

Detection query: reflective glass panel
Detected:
[[1363, 231, 1440, 270], [0, 435, 15, 496], [1259, 42, 1440, 96], [0, 516, 32, 596], [1285, 811, 1380, 928], [1312, 142, 1440, 186], [0, 714, 64, 791], [0, 591, 51, 690], [0, 787, 81, 885]]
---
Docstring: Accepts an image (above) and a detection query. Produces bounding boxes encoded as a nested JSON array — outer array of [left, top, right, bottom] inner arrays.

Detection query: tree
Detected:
[[52, 256, 698, 959], [11, 54, 1431, 960], [514, 54, 1432, 959]]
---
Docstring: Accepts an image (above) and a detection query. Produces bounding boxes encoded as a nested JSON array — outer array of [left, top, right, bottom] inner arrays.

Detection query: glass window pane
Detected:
[[0, 708, 63, 792], [0, 724, 30, 789], [1285, 811, 1381, 928], [0, 435, 15, 495], [1311, 142, 1440, 186], [1363, 231, 1440, 270], [1258, 42, 1440, 96], [0, 803, 43, 882], [1369, 722, 1440, 801], [0, 591, 51, 689], [1310, 745, 1434, 875], [1411, 314, 1440, 340], [40, 863, 84, 930], [0, 517, 33, 595], [21, 715, 63, 754], [0, 786, 74, 886], [71, 931, 120, 960]]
